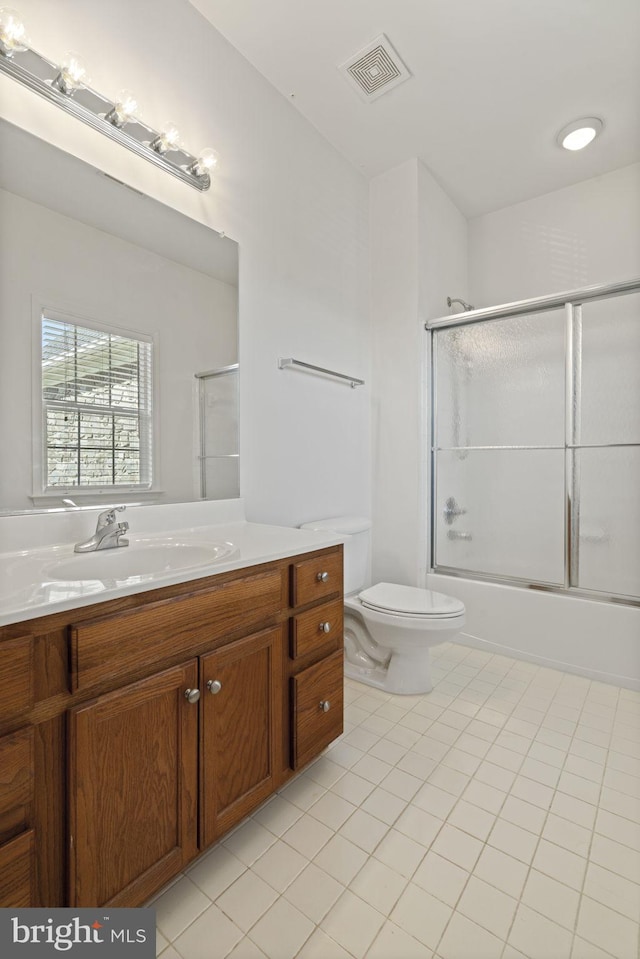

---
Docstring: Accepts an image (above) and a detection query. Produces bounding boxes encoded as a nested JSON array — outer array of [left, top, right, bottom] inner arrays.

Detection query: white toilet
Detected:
[[301, 516, 465, 695]]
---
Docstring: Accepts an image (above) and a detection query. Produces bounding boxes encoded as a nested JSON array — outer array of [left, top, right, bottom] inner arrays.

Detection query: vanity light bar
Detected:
[[0, 11, 218, 191]]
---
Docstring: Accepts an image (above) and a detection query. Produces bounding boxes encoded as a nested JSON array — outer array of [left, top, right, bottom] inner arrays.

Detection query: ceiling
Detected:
[[189, 0, 640, 216]]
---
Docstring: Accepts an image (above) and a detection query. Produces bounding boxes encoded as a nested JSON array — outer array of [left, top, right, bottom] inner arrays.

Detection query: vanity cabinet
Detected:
[[0, 544, 343, 909]]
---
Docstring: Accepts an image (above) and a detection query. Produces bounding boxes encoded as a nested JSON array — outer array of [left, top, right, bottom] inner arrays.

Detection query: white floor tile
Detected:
[[251, 795, 303, 837], [186, 845, 246, 901], [215, 871, 278, 933], [395, 804, 444, 848], [314, 833, 369, 885], [412, 782, 458, 819], [252, 840, 308, 893], [583, 861, 640, 922], [412, 850, 469, 907], [309, 791, 357, 831], [321, 889, 385, 959], [438, 911, 505, 959], [172, 903, 243, 959], [224, 938, 268, 959], [500, 794, 547, 834], [576, 896, 639, 959], [457, 874, 518, 939], [282, 812, 333, 859], [590, 833, 640, 885], [154, 876, 211, 942], [521, 869, 580, 930], [222, 820, 277, 866], [488, 817, 539, 864], [430, 823, 483, 871], [373, 828, 429, 878], [532, 839, 587, 891], [329, 770, 376, 805], [366, 919, 434, 959], [349, 856, 408, 915], [360, 785, 408, 825], [389, 883, 452, 951], [247, 896, 315, 959], [282, 862, 344, 924], [542, 813, 592, 857], [473, 845, 529, 898], [550, 790, 597, 830], [296, 928, 352, 959], [447, 798, 495, 841], [509, 903, 573, 959], [338, 807, 389, 853]]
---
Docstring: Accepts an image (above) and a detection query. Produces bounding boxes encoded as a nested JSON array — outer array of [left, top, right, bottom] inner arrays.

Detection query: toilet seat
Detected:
[[358, 583, 465, 619]]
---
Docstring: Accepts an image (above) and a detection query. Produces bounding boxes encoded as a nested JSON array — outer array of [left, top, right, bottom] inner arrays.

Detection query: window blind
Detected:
[[41, 315, 153, 489]]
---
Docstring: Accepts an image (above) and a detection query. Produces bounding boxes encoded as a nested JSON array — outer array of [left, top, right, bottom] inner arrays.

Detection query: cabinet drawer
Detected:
[[0, 636, 34, 724], [292, 550, 342, 607], [0, 829, 34, 906], [291, 599, 343, 661], [291, 649, 343, 769], [71, 569, 286, 691]]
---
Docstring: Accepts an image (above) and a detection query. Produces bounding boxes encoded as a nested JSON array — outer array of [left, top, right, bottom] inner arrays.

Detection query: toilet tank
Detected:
[[299, 516, 371, 595]]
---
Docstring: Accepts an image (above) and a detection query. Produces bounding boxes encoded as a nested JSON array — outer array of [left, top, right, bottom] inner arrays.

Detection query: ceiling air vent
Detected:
[[339, 34, 411, 102]]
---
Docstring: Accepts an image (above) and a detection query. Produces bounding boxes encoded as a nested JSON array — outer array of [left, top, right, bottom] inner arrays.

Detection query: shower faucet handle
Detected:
[[443, 497, 467, 525]]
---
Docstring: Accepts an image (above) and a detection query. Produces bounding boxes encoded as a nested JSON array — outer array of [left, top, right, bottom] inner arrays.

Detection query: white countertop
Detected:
[[0, 500, 344, 627]]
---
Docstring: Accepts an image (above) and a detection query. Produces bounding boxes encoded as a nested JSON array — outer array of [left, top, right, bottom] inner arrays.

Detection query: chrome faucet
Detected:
[[74, 506, 129, 553]]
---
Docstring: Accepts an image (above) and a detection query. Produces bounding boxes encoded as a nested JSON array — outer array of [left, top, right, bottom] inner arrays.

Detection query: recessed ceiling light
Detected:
[[557, 117, 603, 151]]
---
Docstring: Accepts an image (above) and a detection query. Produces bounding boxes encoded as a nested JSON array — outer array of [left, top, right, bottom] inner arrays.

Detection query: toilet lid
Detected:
[[358, 583, 465, 618]]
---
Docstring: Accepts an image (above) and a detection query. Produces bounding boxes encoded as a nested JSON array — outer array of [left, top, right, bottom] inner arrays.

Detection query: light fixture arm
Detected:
[[0, 41, 215, 191]]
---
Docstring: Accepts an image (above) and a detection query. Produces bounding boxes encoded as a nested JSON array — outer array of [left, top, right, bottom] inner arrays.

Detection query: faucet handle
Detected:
[[96, 505, 126, 528]]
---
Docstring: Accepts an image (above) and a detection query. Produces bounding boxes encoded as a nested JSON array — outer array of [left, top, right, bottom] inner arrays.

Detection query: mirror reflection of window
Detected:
[[40, 311, 153, 492]]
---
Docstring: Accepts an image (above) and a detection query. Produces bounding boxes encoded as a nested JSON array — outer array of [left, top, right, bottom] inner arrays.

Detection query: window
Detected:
[[39, 311, 153, 492]]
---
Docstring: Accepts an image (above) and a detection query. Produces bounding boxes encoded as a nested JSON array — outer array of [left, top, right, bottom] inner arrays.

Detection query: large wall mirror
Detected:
[[0, 120, 239, 515]]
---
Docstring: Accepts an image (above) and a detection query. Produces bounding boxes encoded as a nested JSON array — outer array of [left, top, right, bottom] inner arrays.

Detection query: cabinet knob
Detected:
[[316, 571, 329, 583], [207, 679, 222, 695], [319, 621, 331, 633], [319, 700, 331, 712], [184, 688, 200, 704]]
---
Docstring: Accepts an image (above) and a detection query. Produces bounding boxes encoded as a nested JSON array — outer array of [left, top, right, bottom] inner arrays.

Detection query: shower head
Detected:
[[447, 296, 474, 312]]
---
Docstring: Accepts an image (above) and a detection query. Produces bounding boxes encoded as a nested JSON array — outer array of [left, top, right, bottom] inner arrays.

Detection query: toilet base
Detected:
[[344, 647, 433, 695]]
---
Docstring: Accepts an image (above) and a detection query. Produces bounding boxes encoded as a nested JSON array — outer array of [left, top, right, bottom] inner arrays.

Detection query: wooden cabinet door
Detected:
[[201, 627, 282, 847], [69, 661, 198, 907]]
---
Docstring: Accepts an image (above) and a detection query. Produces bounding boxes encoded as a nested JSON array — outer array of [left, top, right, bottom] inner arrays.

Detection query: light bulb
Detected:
[[105, 89, 140, 127], [557, 117, 603, 151], [53, 51, 89, 94], [191, 148, 218, 177], [150, 122, 182, 154], [0, 7, 28, 55]]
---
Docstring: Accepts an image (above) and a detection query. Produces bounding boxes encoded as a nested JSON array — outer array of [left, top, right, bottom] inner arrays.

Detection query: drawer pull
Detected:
[[319, 700, 331, 712], [316, 571, 329, 583], [319, 621, 331, 634], [184, 688, 200, 704], [207, 679, 222, 695]]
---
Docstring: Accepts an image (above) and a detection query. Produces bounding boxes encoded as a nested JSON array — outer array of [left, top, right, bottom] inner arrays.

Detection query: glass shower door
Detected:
[[575, 293, 640, 599], [433, 310, 567, 586], [431, 289, 640, 603]]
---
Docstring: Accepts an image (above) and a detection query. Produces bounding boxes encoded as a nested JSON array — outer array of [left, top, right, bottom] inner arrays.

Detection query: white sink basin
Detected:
[[46, 539, 238, 583]]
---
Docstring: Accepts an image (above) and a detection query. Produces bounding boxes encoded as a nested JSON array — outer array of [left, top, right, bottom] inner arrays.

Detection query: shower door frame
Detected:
[[426, 276, 640, 608]]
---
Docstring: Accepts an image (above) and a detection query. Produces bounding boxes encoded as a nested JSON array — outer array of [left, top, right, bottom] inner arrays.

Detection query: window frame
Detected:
[[32, 301, 158, 500]]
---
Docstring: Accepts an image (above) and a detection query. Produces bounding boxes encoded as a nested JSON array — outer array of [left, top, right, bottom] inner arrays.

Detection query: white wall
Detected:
[[469, 163, 640, 305], [0, 188, 237, 510], [370, 158, 468, 587], [0, 0, 370, 528]]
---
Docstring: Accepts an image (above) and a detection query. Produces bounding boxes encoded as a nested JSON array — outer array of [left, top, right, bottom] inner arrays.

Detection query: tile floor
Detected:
[[152, 642, 640, 959]]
